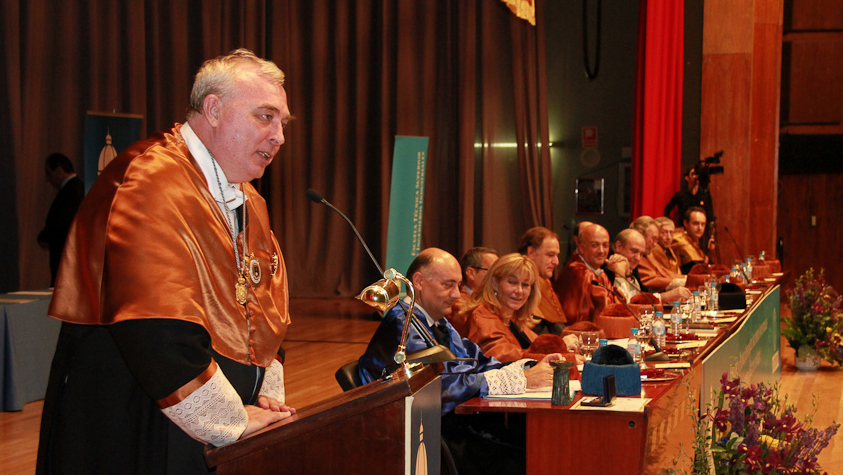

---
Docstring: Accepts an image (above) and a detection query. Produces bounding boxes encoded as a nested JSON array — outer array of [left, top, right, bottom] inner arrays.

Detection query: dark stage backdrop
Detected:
[[2, 0, 553, 297]]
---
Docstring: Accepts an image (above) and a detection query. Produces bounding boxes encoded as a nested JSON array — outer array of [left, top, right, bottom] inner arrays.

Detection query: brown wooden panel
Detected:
[[749, 23, 784, 257], [702, 0, 783, 264], [527, 410, 648, 475], [786, 0, 843, 31], [700, 54, 756, 261], [783, 37, 843, 125], [776, 173, 843, 293], [703, 0, 754, 54]]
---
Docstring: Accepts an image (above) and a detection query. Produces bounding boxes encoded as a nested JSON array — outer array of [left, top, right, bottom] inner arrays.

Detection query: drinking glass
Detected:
[[639, 310, 653, 339], [579, 331, 600, 360]]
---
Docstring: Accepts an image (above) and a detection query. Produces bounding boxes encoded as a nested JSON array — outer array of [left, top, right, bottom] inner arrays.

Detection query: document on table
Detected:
[[0, 297, 37, 304], [676, 340, 707, 349], [570, 397, 650, 412], [654, 362, 691, 369], [484, 381, 581, 400]]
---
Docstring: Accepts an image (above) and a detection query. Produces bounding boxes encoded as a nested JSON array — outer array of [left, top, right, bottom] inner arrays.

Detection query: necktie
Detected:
[[431, 322, 452, 348]]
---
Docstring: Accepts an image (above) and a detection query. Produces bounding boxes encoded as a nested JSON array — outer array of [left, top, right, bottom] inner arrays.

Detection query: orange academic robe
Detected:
[[534, 277, 567, 324], [467, 303, 538, 363], [466, 303, 572, 364], [553, 257, 618, 323], [671, 229, 709, 269], [448, 288, 473, 338], [638, 245, 682, 292]]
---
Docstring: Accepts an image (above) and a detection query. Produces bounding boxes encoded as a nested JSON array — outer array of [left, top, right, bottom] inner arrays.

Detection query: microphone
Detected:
[[305, 188, 440, 353], [306, 188, 384, 276], [722, 226, 749, 282], [591, 280, 667, 360], [591, 279, 628, 305]]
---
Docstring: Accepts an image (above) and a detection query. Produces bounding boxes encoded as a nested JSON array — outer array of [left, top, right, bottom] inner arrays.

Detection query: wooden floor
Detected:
[[1, 298, 841, 474]]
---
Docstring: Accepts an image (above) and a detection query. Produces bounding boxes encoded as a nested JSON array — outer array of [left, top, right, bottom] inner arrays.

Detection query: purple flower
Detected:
[[729, 396, 746, 435]]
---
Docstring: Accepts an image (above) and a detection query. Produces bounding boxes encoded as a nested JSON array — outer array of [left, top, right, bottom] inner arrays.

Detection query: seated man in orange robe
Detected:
[[671, 206, 714, 273], [554, 224, 620, 323], [607, 229, 691, 304], [451, 246, 498, 337], [518, 227, 567, 327], [636, 216, 686, 291], [562, 220, 592, 266]]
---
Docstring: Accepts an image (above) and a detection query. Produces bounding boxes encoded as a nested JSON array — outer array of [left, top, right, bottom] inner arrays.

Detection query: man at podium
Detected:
[[37, 50, 295, 474], [357, 248, 559, 474]]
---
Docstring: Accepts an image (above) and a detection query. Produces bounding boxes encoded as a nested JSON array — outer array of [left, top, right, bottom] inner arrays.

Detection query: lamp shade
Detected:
[[356, 278, 401, 312]]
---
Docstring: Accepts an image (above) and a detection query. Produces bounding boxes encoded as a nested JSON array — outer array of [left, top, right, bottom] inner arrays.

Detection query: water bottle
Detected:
[[598, 338, 608, 348], [691, 290, 701, 324], [745, 257, 753, 283], [730, 266, 740, 283], [709, 282, 719, 313], [652, 312, 666, 349], [627, 328, 642, 366], [759, 251, 766, 261], [670, 301, 682, 336], [698, 285, 708, 311]]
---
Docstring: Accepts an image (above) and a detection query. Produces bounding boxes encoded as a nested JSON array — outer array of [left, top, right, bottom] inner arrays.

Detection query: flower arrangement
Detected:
[[783, 268, 843, 365], [694, 372, 839, 474]]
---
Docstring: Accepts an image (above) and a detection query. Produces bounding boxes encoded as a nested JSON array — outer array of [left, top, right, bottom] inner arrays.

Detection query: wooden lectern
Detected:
[[205, 364, 442, 474]]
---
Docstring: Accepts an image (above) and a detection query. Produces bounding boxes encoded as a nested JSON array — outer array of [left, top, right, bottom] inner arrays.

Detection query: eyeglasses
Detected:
[[470, 266, 489, 271]]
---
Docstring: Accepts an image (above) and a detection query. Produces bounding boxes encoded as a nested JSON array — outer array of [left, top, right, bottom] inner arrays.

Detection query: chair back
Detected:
[[335, 360, 363, 391]]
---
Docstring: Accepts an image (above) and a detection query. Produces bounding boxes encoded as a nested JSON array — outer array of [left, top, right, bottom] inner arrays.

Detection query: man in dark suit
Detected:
[[38, 153, 85, 285]]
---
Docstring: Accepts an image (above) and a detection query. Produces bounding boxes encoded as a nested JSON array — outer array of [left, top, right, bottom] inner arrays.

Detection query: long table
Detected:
[[456, 280, 783, 474], [0, 290, 61, 411]]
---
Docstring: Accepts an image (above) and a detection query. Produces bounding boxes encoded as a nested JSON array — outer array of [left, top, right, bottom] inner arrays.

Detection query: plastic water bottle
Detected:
[[691, 290, 702, 324], [598, 338, 608, 348], [745, 257, 753, 283], [759, 251, 766, 261], [670, 301, 682, 336], [627, 328, 642, 366], [652, 312, 666, 349], [709, 282, 719, 313]]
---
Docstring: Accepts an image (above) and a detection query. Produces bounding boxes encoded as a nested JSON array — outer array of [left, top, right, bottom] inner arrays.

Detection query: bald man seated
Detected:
[[357, 248, 562, 474], [553, 224, 621, 323], [607, 229, 691, 304], [562, 220, 592, 266], [633, 216, 686, 292]]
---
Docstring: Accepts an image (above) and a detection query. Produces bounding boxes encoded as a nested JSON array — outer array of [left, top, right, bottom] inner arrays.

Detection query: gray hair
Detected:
[[654, 216, 674, 228], [629, 216, 657, 236], [187, 48, 285, 118]]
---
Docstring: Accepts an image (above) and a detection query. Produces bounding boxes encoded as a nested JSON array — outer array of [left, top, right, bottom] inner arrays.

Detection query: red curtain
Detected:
[[631, 0, 684, 219]]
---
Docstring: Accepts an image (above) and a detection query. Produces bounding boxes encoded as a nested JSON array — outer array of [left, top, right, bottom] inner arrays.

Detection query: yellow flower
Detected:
[[760, 434, 780, 449]]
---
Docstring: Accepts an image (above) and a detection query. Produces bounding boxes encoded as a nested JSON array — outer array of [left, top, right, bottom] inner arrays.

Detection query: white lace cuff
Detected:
[[258, 358, 286, 403], [483, 359, 531, 395], [161, 365, 247, 447]]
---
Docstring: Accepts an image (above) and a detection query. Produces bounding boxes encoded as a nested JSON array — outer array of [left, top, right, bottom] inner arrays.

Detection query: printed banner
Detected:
[[385, 136, 429, 278], [84, 111, 143, 192], [700, 286, 782, 410]]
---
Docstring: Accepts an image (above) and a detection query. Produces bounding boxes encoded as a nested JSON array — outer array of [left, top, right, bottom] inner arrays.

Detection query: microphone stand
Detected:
[[723, 225, 750, 282], [306, 188, 453, 369], [591, 279, 668, 361]]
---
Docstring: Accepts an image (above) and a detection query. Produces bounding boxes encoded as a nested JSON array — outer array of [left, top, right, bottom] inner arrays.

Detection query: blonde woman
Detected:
[[462, 253, 580, 364]]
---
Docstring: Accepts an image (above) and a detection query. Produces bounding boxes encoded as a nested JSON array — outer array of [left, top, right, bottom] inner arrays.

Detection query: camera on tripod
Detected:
[[695, 150, 724, 188]]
